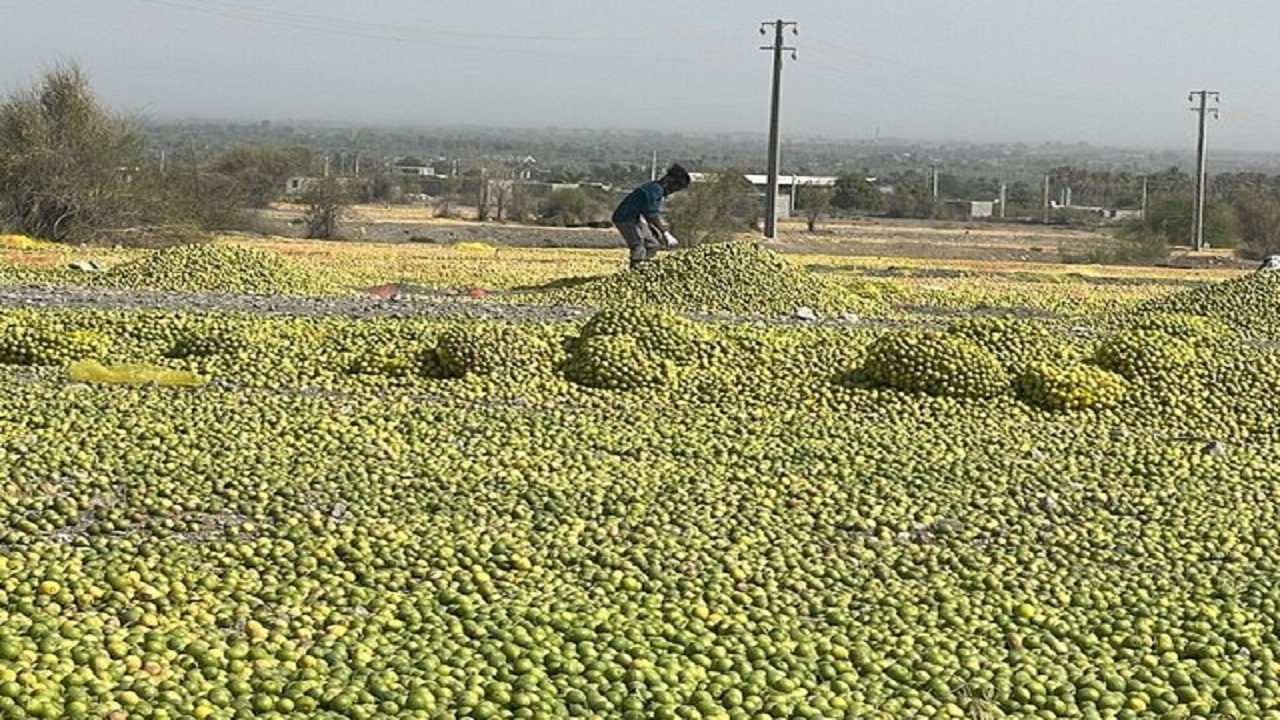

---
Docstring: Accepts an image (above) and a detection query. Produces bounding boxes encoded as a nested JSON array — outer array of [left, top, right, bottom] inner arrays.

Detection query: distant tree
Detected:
[[0, 64, 146, 241], [538, 187, 608, 226], [489, 179, 511, 222], [884, 182, 938, 219], [1212, 172, 1280, 200], [473, 160, 522, 221], [1230, 190, 1280, 260], [300, 176, 353, 239], [1048, 166, 1090, 205], [208, 145, 310, 207], [507, 181, 532, 223], [1146, 166, 1192, 196], [0, 65, 248, 243], [472, 170, 492, 221], [1002, 180, 1037, 213], [1074, 225, 1171, 265], [831, 173, 885, 213], [433, 175, 463, 218], [796, 185, 833, 231], [363, 172, 402, 204], [1120, 196, 1230, 248], [665, 171, 756, 245], [591, 162, 647, 187]]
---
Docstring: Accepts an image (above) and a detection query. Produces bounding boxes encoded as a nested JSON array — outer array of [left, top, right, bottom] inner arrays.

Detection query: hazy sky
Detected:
[[4, 0, 1279, 152]]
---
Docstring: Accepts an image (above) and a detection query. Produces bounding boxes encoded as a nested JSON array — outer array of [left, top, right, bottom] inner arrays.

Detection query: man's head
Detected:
[[660, 163, 691, 194]]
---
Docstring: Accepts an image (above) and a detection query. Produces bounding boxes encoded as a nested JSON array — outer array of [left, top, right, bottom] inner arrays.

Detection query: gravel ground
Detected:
[[263, 215, 621, 248], [0, 283, 593, 322], [0, 282, 941, 331]]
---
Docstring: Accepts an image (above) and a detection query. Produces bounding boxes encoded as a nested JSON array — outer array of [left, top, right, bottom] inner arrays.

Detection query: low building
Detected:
[[689, 172, 838, 218], [285, 176, 316, 195], [392, 163, 435, 177], [1102, 208, 1143, 222], [943, 200, 994, 219]]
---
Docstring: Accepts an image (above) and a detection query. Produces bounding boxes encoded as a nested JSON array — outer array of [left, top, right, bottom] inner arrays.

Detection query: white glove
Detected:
[[663, 231, 679, 248]]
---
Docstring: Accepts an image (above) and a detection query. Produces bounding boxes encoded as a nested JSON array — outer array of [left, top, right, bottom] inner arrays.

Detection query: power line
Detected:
[[805, 36, 1106, 105], [128, 0, 668, 64], [133, 0, 644, 43], [1223, 105, 1280, 132], [803, 60, 978, 102]]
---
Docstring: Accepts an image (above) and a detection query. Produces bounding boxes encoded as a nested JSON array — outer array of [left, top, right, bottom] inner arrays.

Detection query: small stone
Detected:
[[1202, 441, 1226, 457], [795, 306, 818, 321], [931, 517, 965, 533]]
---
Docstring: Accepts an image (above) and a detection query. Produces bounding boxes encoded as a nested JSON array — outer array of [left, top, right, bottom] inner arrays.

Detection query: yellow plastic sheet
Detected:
[[0, 234, 53, 249], [452, 242, 497, 256], [67, 360, 207, 388]]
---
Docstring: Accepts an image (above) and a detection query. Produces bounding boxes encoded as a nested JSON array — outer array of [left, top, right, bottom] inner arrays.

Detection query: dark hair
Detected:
[[664, 163, 691, 190]]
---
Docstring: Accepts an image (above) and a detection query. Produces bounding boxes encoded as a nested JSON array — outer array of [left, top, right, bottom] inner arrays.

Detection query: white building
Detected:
[[690, 172, 839, 218]]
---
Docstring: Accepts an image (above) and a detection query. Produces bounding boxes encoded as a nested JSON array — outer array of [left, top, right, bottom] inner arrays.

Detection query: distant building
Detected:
[[1101, 208, 1143, 222], [943, 200, 994, 219], [689, 172, 838, 218], [1051, 202, 1144, 222], [284, 175, 361, 197], [515, 155, 538, 181], [285, 176, 316, 195], [392, 163, 435, 177]]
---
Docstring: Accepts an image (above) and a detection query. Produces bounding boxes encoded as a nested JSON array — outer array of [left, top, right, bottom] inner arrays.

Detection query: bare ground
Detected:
[[258, 205, 1254, 270]]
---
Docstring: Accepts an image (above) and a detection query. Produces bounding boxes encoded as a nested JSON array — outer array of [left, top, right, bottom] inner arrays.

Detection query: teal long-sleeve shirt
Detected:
[[612, 181, 664, 224]]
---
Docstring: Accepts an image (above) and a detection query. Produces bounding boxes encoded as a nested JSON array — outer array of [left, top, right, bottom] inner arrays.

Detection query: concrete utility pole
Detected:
[[1140, 176, 1148, 220], [929, 164, 940, 199], [1042, 174, 1051, 224], [999, 181, 1007, 219], [650, 150, 658, 182], [1188, 90, 1220, 251], [760, 19, 797, 240]]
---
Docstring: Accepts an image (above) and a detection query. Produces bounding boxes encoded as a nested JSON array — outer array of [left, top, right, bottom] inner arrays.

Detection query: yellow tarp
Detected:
[[452, 242, 497, 255], [67, 360, 207, 388], [0, 234, 53, 250]]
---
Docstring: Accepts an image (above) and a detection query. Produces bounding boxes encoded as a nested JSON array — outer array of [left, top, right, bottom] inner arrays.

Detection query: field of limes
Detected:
[[1, 237, 1279, 720]]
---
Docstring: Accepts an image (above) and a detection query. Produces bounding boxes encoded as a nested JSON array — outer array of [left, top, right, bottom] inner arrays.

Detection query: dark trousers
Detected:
[[615, 220, 659, 266]]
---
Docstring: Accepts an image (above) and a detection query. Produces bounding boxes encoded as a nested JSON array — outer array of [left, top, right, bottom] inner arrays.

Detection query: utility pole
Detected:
[[650, 150, 658, 182], [1140, 176, 1148, 220], [1188, 90, 1220, 251], [999, 181, 1007, 219], [1042, 174, 1050, 224], [928, 164, 940, 199], [187, 137, 198, 190], [760, 19, 797, 240]]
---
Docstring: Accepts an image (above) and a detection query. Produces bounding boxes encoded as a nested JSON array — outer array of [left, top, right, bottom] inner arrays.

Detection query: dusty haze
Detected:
[[3, 0, 1279, 152]]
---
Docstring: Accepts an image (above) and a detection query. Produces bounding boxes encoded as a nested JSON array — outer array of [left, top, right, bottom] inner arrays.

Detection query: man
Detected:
[[612, 164, 691, 269]]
